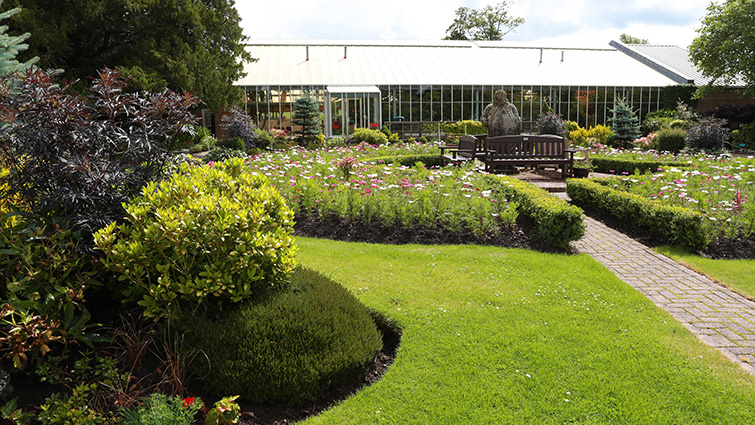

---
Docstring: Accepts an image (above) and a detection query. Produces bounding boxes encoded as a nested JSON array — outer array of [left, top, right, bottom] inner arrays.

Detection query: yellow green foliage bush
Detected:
[[94, 158, 297, 319], [566, 124, 614, 146], [352, 128, 388, 145]]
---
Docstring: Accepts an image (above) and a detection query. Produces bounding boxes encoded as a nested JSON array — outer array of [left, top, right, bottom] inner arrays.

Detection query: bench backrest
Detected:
[[485, 135, 566, 159], [457, 136, 478, 158]]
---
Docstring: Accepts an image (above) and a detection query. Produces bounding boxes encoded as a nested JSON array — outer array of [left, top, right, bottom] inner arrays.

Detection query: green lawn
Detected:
[[656, 246, 755, 300], [296, 237, 755, 424]]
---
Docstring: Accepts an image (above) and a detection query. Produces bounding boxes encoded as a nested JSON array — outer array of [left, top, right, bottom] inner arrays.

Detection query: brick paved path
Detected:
[[572, 215, 755, 374]]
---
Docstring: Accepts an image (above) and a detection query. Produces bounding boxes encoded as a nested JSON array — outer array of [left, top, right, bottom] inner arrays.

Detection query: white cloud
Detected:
[[236, 0, 711, 47]]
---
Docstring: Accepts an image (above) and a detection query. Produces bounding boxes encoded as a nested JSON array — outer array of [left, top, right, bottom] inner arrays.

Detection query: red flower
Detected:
[[182, 397, 195, 408]]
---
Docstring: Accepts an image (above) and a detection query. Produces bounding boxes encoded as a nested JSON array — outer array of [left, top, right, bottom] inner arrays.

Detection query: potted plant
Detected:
[[572, 159, 592, 178]]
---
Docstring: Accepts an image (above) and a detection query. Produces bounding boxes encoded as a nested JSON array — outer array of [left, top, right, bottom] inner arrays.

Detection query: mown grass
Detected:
[[296, 237, 755, 424], [656, 245, 755, 300]]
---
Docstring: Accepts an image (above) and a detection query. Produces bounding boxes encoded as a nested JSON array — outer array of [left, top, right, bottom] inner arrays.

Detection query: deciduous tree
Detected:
[[619, 34, 648, 44], [689, 0, 755, 97], [444, 1, 524, 41], [1, 0, 251, 110]]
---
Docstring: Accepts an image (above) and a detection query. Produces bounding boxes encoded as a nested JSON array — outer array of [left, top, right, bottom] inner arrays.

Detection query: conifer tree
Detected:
[[0, 1, 36, 75], [609, 98, 641, 146], [292, 93, 320, 147]]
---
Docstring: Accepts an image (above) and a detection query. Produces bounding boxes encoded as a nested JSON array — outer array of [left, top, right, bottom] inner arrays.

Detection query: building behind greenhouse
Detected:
[[235, 39, 721, 137]]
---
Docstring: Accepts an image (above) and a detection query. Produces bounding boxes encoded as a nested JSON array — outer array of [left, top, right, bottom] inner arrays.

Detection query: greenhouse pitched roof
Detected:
[[237, 39, 680, 88], [610, 42, 746, 87]]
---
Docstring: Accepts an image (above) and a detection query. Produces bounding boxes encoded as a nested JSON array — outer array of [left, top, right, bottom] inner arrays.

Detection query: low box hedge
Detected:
[[483, 175, 585, 249], [590, 157, 690, 175], [566, 178, 710, 250]]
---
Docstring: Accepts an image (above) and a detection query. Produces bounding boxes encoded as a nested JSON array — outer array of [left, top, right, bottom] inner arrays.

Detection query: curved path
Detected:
[[572, 215, 755, 374]]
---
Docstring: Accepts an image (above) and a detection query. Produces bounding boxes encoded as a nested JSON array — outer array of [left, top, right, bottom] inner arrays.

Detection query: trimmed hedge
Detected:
[[566, 178, 710, 249], [359, 154, 445, 167], [182, 266, 383, 405], [590, 156, 690, 175], [482, 175, 585, 249]]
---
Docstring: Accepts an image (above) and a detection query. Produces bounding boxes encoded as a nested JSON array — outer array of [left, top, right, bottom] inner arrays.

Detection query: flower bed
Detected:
[[244, 143, 583, 249], [568, 155, 755, 254]]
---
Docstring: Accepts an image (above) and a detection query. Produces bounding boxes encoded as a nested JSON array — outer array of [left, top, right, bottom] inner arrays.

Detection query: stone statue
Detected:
[[481, 90, 522, 137]]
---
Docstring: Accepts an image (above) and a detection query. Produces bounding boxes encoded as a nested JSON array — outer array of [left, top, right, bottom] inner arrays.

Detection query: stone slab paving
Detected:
[[572, 215, 755, 374]]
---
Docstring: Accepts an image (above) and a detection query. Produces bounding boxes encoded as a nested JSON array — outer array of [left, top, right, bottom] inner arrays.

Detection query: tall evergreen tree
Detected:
[[292, 93, 320, 147], [609, 98, 641, 146], [1, 0, 250, 110], [0, 0, 36, 75]]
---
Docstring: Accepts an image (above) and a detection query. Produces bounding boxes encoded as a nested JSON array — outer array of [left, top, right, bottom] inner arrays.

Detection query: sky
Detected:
[[236, 0, 713, 49]]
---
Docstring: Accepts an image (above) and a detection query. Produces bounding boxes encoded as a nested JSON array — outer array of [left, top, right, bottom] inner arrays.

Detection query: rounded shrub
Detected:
[[668, 119, 692, 130], [653, 128, 687, 153], [218, 136, 246, 151], [352, 128, 388, 145], [182, 266, 383, 405], [254, 128, 274, 150], [536, 111, 565, 136], [687, 117, 729, 151], [94, 158, 297, 319], [202, 147, 247, 163]]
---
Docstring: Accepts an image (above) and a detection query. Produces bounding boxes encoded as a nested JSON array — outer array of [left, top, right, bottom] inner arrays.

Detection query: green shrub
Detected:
[[0, 221, 101, 369], [732, 123, 755, 149], [254, 128, 274, 150], [218, 136, 246, 151], [176, 125, 217, 153], [641, 113, 675, 134], [182, 266, 383, 405], [590, 156, 689, 175], [653, 128, 687, 153], [202, 147, 247, 163], [352, 128, 388, 145], [440, 120, 486, 135], [668, 119, 692, 130], [204, 396, 240, 425], [567, 127, 590, 146], [564, 121, 580, 132], [94, 158, 297, 319], [482, 175, 585, 249], [38, 384, 109, 425], [380, 125, 393, 138], [566, 178, 710, 249], [119, 394, 202, 425], [589, 125, 614, 144]]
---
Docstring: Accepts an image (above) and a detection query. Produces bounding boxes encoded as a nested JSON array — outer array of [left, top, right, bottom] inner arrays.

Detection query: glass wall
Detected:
[[243, 85, 665, 135]]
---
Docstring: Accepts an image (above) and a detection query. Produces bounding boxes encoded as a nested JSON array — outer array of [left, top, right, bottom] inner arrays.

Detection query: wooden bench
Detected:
[[439, 135, 481, 164], [481, 135, 576, 177]]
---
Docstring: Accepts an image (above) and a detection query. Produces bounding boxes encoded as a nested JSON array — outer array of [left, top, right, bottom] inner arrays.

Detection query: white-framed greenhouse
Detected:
[[235, 39, 701, 137]]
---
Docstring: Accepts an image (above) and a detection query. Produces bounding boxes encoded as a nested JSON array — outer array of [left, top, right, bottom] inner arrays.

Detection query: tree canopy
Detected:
[[689, 0, 755, 97], [619, 34, 648, 45], [444, 1, 524, 41], [1, 0, 251, 110]]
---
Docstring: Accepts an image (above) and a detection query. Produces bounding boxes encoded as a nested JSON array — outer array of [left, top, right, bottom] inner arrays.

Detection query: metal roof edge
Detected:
[[609, 40, 695, 85], [245, 39, 475, 48]]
